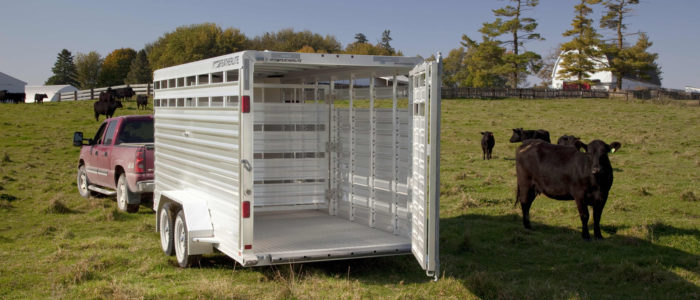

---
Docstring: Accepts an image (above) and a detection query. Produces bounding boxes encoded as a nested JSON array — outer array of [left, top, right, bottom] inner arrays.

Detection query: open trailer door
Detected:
[[409, 57, 441, 279]]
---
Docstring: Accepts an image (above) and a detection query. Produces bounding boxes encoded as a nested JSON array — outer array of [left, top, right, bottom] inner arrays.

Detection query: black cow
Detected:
[[480, 131, 495, 160], [94, 91, 123, 121], [509, 128, 551, 143], [34, 93, 48, 104], [557, 135, 585, 151], [515, 139, 622, 240], [110, 86, 135, 102], [4, 92, 26, 104], [136, 95, 148, 110]]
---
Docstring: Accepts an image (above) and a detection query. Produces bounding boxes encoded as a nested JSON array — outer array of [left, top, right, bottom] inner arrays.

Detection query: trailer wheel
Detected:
[[174, 210, 201, 267], [77, 165, 92, 198], [159, 203, 175, 256], [116, 174, 139, 213]]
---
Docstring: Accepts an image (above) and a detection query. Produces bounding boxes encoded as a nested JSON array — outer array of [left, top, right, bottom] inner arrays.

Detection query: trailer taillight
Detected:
[[242, 96, 250, 113], [135, 148, 145, 173], [242, 201, 250, 218]]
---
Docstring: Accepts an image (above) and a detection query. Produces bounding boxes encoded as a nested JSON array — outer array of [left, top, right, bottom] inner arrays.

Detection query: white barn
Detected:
[[0, 71, 27, 93], [25, 85, 78, 103], [551, 51, 661, 91]]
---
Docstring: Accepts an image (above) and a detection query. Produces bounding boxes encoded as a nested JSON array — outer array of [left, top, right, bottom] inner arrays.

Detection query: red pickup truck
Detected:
[[73, 115, 155, 213]]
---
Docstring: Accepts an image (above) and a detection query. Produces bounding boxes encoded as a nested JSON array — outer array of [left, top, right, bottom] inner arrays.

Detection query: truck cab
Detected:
[[74, 115, 155, 213]]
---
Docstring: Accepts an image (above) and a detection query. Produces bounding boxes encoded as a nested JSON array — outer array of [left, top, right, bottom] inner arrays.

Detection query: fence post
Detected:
[[74, 91, 78, 101], [91, 88, 94, 100], [147, 83, 151, 97]]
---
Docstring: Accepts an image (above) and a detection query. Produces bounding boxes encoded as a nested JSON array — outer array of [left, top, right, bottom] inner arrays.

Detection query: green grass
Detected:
[[0, 98, 698, 299]]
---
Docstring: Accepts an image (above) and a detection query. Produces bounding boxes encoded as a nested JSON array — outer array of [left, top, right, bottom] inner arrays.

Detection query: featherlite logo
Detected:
[[212, 56, 240, 69]]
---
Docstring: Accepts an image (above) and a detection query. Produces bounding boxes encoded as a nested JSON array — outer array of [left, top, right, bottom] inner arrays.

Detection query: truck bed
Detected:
[[254, 210, 411, 264]]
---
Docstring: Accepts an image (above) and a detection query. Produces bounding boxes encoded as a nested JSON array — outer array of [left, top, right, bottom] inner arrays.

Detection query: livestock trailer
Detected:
[[152, 50, 441, 278]]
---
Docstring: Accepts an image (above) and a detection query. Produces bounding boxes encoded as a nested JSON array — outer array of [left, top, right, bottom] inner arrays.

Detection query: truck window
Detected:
[[103, 120, 119, 145], [117, 119, 154, 144], [92, 122, 107, 145]]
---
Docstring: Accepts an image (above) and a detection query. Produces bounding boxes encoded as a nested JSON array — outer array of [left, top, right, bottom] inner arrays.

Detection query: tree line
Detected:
[[443, 0, 661, 90], [45, 24, 400, 89]]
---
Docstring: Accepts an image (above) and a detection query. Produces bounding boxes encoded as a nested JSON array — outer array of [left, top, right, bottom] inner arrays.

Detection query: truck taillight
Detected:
[[135, 149, 145, 173], [242, 201, 250, 218], [242, 96, 250, 113]]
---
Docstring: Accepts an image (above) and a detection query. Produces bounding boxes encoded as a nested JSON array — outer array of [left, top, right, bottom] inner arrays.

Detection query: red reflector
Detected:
[[244, 244, 252, 250], [242, 96, 250, 113], [242, 201, 250, 218]]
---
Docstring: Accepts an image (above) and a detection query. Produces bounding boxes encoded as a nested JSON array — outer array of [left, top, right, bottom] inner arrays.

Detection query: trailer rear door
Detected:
[[409, 60, 440, 278]]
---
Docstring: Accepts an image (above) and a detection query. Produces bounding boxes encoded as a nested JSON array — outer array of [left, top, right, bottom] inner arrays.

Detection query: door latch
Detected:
[[241, 159, 252, 172]]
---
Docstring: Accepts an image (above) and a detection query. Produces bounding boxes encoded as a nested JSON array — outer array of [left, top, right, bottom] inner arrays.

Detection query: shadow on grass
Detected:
[[441, 214, 700, 299]]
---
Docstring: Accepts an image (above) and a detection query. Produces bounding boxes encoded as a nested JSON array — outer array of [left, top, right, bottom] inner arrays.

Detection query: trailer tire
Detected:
[[159, 203, 175, 256], [116, 174, 139, 213], [174, 210, 201, 267], [77, 165, 92, 198]]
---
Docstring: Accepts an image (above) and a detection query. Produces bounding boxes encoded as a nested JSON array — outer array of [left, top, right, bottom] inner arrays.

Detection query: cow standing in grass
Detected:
[[136, 95, 148, 110], [557, 135, 585, 151], [34, 93, 47, 104], [509, 128, 551, 143], [480, 131, 495, 160], [94, 91, 123, 121], [515, 139, 621, 240]]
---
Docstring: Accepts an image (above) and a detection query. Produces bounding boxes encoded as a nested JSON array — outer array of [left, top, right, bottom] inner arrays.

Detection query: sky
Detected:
[[1, 0, 698, 89]]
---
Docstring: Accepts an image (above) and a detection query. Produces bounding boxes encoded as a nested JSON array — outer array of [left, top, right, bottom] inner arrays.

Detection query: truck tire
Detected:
[[77, 165, 92, 198], [159, 203, 175, 256], [116, 174, 140, 213], [174, 210, 201, 267]]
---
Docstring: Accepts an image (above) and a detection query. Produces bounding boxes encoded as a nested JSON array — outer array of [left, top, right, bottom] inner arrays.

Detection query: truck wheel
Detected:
[[159, 203, 175, 256], [174, 210, 201, 267], [77, 165, 91, 198], [116, 174, 140, 213]]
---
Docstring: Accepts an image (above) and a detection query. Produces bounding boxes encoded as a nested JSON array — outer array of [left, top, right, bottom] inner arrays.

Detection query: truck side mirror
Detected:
[[73, 132, 84, 147]]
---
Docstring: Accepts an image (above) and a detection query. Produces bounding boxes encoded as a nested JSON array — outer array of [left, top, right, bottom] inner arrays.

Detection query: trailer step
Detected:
[[192, 237, 219, 244], [88, 185, 116, 196]]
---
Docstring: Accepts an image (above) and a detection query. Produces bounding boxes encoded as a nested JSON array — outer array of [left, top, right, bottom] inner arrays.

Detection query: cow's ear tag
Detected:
[[610, 148, 616, 154]]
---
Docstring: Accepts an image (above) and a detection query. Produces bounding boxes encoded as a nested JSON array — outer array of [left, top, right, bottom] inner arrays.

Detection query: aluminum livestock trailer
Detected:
[[152, 50, 441, 278]]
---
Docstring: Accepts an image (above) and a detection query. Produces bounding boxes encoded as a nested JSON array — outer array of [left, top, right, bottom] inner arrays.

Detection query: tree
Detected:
[[125, 49, 152, 84], [344, 42, 393, 56], [615, 33, 662, 85], [380, 30, 395, 55], [441, 47, 468, 88], [296, 45, 316, 53], [600, 0, 645, 90], [45, 49, 78, 86], [74, 51, 102, 89], [99, 48, 137, 87], [248, 28, 341, 53], [460, 36, 508, 88], [354, 33, 368, 44], [147, 23, 248, 70], [557, 0, 603, 84], [480, 0, 544, 88]]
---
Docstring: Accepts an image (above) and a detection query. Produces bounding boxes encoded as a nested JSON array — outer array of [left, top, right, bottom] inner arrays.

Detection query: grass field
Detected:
[[0, 98, 698, 299]]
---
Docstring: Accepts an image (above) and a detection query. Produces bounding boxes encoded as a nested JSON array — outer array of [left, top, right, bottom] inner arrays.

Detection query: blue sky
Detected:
[[1, 0, 698, 89]]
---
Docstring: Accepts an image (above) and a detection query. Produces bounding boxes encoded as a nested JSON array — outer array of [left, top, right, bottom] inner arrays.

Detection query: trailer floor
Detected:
[[254, 209, 410, 260]]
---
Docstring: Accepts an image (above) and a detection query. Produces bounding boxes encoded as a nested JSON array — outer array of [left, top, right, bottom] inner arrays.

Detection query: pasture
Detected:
[[0, 98, 698, 299]]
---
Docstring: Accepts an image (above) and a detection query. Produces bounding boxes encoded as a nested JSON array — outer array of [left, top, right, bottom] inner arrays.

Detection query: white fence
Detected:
[[57, 83, 153, 101]]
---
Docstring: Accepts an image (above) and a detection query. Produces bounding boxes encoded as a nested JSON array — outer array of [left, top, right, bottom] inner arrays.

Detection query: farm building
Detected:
[[25, 85, 78, 103], [0, 71, 27, 93], [551, 51, 661, 91]]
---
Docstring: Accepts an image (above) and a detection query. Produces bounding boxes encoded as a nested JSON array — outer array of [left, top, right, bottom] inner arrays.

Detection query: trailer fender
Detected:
[[160, 190, 215, 255]]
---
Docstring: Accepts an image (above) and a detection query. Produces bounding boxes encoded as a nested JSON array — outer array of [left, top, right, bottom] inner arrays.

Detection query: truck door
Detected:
[[92, 120, 119, 187], [409, 59, 441, 279]]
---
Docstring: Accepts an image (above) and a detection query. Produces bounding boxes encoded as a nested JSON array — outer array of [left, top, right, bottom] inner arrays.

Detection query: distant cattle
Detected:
[[557, 135, 585, 151], [509, 128, 551, 143], [515, 139, 622, 240], [110, 86, 135, 102], [1, 92, 26, 104], [34, 93, 48, 104], [94, 91, 123, 121], [136, 95, 148, 110], [480, 131, 495, 160]]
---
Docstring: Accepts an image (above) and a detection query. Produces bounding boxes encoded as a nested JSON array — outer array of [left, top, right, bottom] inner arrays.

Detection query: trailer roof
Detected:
[[154, 51, 423, 81]]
